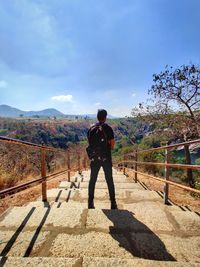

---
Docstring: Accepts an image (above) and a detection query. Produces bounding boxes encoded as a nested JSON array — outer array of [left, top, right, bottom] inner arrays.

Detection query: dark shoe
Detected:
[[111, 201, 118, 209], [88, 200, 95, 209]]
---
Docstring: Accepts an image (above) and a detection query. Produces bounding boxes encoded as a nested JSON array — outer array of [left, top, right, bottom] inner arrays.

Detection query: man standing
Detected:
[[87, 109, 117, 209]]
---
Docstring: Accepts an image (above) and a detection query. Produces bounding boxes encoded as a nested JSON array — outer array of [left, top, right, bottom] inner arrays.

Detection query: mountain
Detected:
[[0, 104, 118, 118], [25, 108, 64, 117], [80, 114, 117, 119], [0, 105, 64, 117]]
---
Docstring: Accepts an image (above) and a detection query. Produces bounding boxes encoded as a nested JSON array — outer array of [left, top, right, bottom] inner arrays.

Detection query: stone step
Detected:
[[1, 228, 199, 262], [0, 257, 80, 267], [1, 202, 199, 233], [1, 257, 199, 267], [35, 188, 163, 202], [37, 188, 78, 202], [65, 176, 132, 183], [69, 173, 129, 180], [58, 181, 143, 190], [72, 188, 163, 202], [61, 171, 133, 181], [1, 167, 199, 264], [81, 169, 121, 175], [83, 257, 200, 267], [81, 174, 129, 179], [0, 203, 199, 261]]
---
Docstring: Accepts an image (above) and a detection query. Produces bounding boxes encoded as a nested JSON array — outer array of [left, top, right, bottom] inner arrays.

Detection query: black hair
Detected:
[[97, 109, 107, 121]]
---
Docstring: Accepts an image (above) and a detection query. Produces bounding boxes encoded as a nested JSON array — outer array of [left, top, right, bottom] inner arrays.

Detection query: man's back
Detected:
[[87, 109, 117, 210], [87, 122, 114, 162]]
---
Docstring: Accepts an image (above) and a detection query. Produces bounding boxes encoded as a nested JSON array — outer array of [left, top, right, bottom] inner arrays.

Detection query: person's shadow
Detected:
[[102, 209, 176, 261]]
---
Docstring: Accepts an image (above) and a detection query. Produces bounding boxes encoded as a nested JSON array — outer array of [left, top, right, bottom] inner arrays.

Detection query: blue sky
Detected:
[[0, 0, 200, 117]]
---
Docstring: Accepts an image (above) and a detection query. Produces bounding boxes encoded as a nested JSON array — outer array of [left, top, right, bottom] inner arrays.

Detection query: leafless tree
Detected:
[[132, 64, 200, 187]]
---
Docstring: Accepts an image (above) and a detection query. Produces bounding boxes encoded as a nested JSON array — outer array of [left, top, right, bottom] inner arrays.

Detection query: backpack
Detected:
[[86, 123, 108, 161]]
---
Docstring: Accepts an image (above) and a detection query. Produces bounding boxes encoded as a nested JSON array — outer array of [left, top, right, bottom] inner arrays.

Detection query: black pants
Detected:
[[88, 160, 116, 202]]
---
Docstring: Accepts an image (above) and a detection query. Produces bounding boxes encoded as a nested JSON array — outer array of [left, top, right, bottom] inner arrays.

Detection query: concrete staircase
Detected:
[[0, 168, 200, 266]]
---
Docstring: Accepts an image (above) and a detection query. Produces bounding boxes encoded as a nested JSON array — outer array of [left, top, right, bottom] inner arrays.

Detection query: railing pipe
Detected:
[[83, 156, 87, 170], [126, 168, 200, 195], [135, 139, 200, 154], [41, 147, 47, 202], [78, 152, 81, 174], [67, 152, 71, 182], [134, 149, 138, 183], [0, 136, 85, 200], [164, 148, 170, 204], [0, 135, 65, 153], [125, 139, 200, 158], [123, 154, 126, 175], [0, 177, 44, 198], [184, 144, 194, 187], [119, 160, 200, 170], [0, 169, 69, 198]]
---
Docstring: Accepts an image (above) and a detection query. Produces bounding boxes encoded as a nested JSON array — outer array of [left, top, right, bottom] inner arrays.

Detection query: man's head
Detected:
[[97, 109, 107, 122]]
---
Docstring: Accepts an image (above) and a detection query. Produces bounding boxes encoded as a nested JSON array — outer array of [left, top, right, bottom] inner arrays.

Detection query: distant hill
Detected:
[[0, 104, 117, 118], [81, 114, 117, 119], [0, 105, 64, 117]]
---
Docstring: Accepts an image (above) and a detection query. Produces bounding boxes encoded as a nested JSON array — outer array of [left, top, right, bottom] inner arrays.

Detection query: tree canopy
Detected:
[[132, 64, 200, 141]]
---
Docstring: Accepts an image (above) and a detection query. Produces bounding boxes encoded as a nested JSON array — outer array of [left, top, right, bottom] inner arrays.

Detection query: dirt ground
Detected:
[[0, 171, 75, 215], [1, 169, 200, 215], [126, 169, 200, 212]]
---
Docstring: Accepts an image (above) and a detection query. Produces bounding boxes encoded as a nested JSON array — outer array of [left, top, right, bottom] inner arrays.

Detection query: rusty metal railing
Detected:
[[117, 139, 200, 204], [0, 136, 88, 200]]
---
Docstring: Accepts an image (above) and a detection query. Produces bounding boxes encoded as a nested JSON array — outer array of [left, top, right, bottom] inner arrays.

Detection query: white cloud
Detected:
[[132, 93, 136, 97], [0, 80, 8, 88], [95, 102, 102, 106], [51, 94, 74, 102]]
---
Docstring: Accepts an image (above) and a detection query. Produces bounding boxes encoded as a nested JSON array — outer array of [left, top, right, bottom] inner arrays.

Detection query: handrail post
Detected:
[[41, 147, 47, 202], [164, 148, 170, 204], [123, 154, 126, 175], [134, 149, 138, 183], [78, 152, 81, 174], [67, 152, 70, 182], [83, 156, 87, 170], [184, 144, 194, 187]]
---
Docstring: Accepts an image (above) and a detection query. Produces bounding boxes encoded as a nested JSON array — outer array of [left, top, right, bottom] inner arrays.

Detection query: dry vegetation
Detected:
[[0, 142, 68, 191], [0, 116, 199, 214], [0, 171, 75, 215], [126, 169, 200, 212]]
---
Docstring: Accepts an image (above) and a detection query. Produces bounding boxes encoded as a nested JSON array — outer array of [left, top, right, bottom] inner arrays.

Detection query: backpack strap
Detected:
[[100, 125, 108, 145], [88, 125, 96, 146], [88, 123, 108, 146]]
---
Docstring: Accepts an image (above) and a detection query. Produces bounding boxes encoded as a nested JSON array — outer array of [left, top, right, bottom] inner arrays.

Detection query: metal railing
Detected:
[[0, 136, 88, 200], [1, 135, 199, 205], [118, 139, 200, 204]]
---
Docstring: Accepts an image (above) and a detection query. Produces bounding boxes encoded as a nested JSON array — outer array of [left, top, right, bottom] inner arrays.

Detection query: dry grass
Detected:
[[126, 169, 200, 212], [0, 171, 75, 215]]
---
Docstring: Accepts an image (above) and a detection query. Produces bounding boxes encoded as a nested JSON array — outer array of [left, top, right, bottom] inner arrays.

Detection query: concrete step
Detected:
[[0, 203, 199, 261], [1, 202, 199, 232], [37, 188, 77, 202], [63, 176, 133, 183], [1, 167, 199, 264], [81, 169, 121, 175], [0, 257, 80, 267], [1, 257, 199, 267], [68, 173, 130, 181], [71, 188, 163, 202], [83, 257, 200, 267], [81, 173, 129, 179], [58, 181, 143, 190], [35, 187, 163, 203], [1, 227, 199, 262]]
